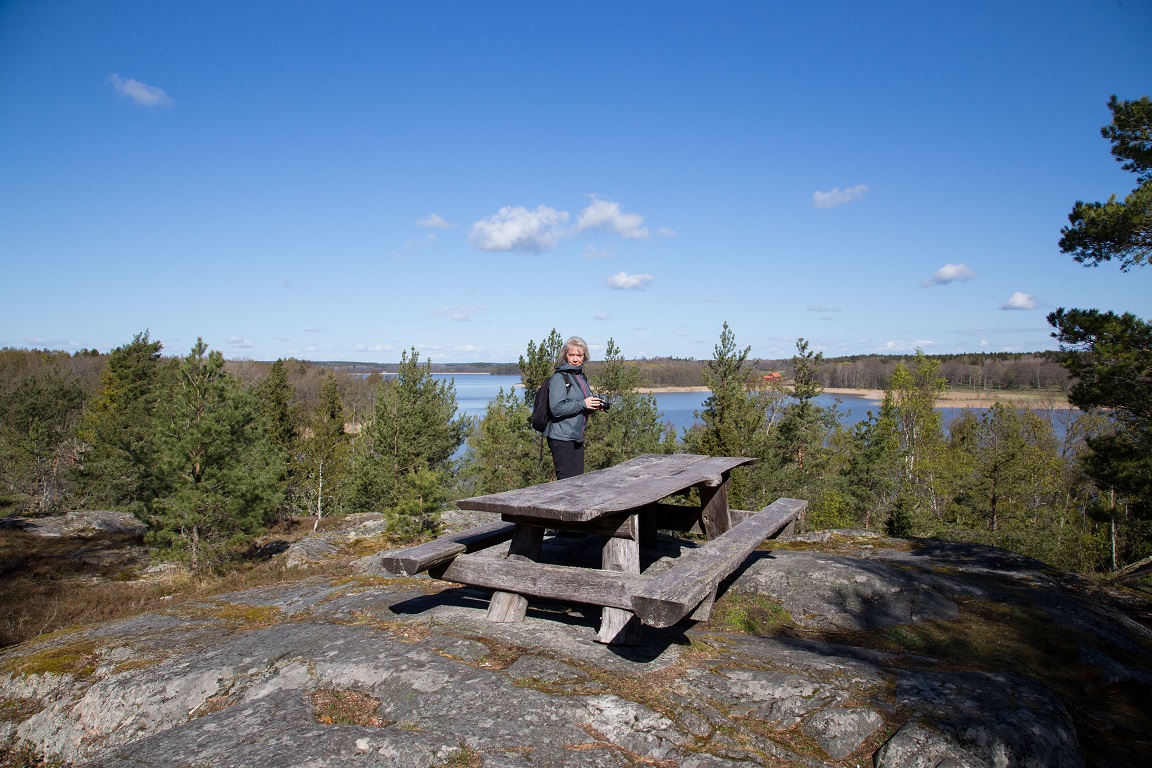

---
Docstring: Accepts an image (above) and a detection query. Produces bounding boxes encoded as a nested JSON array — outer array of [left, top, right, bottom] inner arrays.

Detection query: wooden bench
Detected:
[[380, 453, 806, 644]]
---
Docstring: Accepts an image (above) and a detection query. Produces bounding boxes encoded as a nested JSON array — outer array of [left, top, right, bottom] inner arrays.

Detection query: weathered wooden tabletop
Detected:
[[455, 453, 755, 523]]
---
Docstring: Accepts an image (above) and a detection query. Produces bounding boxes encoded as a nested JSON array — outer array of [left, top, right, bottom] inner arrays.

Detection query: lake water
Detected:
[[443, 374, 990, 435]]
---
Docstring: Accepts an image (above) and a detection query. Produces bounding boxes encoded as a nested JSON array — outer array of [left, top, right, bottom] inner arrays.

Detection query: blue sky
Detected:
[[1, 1, 1149, 364]]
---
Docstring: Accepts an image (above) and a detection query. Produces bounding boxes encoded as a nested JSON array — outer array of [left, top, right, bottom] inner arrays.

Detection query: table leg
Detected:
[[597, 534, 643, 645], [696, 474, 733, 620], [486, 524, 544, 623], [700, 474, 732, 539]]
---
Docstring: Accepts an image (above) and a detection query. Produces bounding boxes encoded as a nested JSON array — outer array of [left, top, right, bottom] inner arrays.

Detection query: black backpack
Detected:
[[529, 372, 572, 432]]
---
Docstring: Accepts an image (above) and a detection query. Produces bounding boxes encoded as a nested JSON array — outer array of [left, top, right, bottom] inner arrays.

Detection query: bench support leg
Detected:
[[597, 534, 643, 645], [486, 524, 544, 623], [700, 476, 732, 540]]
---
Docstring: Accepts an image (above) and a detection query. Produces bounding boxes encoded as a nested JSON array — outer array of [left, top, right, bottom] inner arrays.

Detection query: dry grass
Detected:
[[0, 520, 361, 650], [310, 687, 389, 727], [0, 528, 170, 649]]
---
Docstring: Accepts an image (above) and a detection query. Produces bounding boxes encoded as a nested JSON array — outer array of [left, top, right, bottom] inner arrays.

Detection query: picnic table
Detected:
[[381, 453, 806, 645]]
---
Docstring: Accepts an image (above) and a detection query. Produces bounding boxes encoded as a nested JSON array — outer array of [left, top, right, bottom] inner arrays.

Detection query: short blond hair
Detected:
[[560, 336, 589, 363]]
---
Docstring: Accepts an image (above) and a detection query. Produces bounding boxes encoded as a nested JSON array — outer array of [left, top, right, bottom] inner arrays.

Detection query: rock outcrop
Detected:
[[1, 524, 1149, 767]]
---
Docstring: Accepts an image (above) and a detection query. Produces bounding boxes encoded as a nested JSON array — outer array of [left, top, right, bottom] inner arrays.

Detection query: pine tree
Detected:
[[146, 339, 280, 573], [295, 373, 351, 528], [349, 348, 467, 531], [1049, 93, 1152, 565], [74, 331, 164, 513], [685, 322, 764, 458], [518, 329, 564, 403], [460, 387, 550, 494], [254, 359, 296, 519], [585, 338, 674, 470], [0, 367, 86, 513], [683, 323, 777, 507], [843, 409, 901, 530], [775, 338, 827, 472]]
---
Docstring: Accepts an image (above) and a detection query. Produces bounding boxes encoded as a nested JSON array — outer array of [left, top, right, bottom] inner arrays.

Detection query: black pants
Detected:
[[548, 438, 584, 480]]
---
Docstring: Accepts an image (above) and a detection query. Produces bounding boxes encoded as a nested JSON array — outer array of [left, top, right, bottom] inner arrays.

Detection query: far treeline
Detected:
[[0, 94, 1148, 591], [315, 351, 1072, 392]]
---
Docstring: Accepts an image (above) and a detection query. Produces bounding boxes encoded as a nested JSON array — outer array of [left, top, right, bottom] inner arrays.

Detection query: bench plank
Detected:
[[380, 520, 516, 576], [433, 554, 651, 611], [457, 454, 754, 523], [631, 498, 808, 628]]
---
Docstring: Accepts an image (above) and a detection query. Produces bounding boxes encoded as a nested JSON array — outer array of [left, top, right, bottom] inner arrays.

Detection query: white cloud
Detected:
[[469, 205, 569, 253], [1001, 291, 1037, 310], [108, 74, 174, 107], [811, 184, 869, 209], [227, 336, 254, 348], [603, 272, 653, 290], [924, 263, 976, 286], [355, 343, 393, 353], [657, 227, 678, 238], [575, 197, 649, 239], [806, 303, 842, 313], [434, 306, 484, 321], [415, 213, 455, 230], [594, 313, 612, 321], [980, 339, 990, 348]]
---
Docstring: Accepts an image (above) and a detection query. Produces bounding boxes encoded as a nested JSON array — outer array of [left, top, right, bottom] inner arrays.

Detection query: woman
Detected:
[[545, 336, 604, 479]]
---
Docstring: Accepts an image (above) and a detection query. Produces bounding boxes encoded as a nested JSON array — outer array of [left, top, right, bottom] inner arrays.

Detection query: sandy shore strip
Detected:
[[638, 385, 1071, 410]]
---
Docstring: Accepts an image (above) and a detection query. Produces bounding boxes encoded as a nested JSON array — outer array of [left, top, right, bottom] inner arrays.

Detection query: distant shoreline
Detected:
[[506, 381, 1070, 410]]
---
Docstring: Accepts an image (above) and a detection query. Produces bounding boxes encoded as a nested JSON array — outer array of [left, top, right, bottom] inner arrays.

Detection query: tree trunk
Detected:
[[314, 460, 323, 533]]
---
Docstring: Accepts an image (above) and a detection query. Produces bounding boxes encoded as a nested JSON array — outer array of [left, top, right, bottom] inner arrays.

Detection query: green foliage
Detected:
[[0, 367, 86, 514], [256, 360, 296, 456], [349, 349, 468, 531], [876, 350, 948, 528], [1048, 93, 1152, 567], [293, 374, 352, 524], [253, 359, 299, 520], [842, 410, 901, 529], [774, 338, 828, 472], [585, 338, 675, 470], [949, 403, 1064, 533], [459, 387, 552, 494], [386, 462, 448, 538], [759, 339, 852, 523], [145, 339, 281, 574], [1059, 95, 1152, 271], [683, 323, 780, 507], [517, 329, 564, 404], [74, 331, 163, 513], [1048, 307, 1152, 561], [686, 322, 759, 457]]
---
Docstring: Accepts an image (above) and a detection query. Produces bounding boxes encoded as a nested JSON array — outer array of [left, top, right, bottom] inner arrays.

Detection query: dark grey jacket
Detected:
[[545, 364, 592, 441]]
